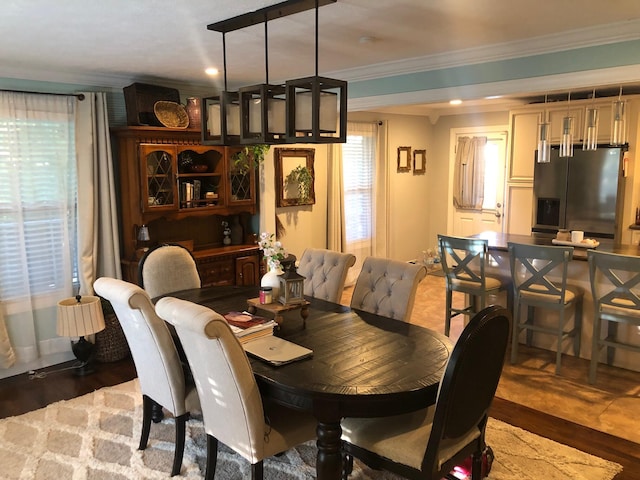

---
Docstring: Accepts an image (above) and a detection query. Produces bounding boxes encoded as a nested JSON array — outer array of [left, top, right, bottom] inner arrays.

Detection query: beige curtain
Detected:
[[0, 303, 15, 369], [327, 143, 346, 252], [453, 136, 487, 210], [75, 92, 121, 295]]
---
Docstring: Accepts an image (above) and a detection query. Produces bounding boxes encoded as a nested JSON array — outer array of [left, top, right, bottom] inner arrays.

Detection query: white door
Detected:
[[450, 128, 507, 237]]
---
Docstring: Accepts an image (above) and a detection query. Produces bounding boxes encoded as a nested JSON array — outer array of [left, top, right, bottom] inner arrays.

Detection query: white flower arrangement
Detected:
[[258, 232, 287, 270]]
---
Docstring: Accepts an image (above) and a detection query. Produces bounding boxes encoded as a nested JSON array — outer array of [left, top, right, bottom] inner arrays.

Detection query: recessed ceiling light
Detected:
[[205, 67, 219, 76], [449, 99, 462, 105]]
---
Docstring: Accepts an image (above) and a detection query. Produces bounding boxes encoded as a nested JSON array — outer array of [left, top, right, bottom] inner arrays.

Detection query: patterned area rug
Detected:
[[0, 380, 622, 480]]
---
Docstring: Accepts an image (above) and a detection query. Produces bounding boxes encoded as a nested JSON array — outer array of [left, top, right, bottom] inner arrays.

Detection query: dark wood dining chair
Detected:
[[93, 277, 200, 476], [340, 305, 510, 480], [587, 250, 640, 384], [155, 296, 318, 480]]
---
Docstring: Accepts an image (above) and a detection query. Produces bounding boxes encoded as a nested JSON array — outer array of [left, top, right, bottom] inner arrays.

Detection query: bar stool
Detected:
[[508, 242, 583, 374], [438, 234, 510, 336], [587, 250, 640, 384]]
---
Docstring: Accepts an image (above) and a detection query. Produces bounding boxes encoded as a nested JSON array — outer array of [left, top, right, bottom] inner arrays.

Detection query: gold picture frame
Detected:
[[413, 149, 426, 174], [275, 148, 316, 207], [397, 146, 411, 172]]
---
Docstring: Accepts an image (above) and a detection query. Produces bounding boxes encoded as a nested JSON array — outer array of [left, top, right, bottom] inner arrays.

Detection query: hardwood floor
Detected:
[[0, 355, 637, 478]]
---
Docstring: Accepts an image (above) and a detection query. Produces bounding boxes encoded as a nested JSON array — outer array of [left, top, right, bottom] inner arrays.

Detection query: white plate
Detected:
[[551, 239, 600, 248]]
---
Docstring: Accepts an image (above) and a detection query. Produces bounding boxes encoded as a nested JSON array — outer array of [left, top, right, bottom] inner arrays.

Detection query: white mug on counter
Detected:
[[571, 230, 584, 243]]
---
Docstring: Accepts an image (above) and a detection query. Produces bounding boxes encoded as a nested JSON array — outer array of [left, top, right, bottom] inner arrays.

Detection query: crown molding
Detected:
[[332, 19, 640, 82], [347, 65, 640, 113]]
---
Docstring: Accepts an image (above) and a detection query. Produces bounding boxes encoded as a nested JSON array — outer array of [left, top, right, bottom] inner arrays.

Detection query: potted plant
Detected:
[[231, 145, 270, 174], [285, 165, 313, 201]]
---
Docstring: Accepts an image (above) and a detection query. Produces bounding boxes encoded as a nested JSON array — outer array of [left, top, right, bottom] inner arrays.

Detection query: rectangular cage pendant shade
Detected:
[[202, 92, 241, 145], [286, 76, 347, 143], [239, 83, 287, 144]]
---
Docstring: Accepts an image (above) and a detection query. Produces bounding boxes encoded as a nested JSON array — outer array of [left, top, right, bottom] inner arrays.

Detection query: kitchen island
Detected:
[[471, 231, 640, 374]]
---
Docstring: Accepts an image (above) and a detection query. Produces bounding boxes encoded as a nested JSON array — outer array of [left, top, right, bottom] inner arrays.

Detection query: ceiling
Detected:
[[3, 0, 640, 115]]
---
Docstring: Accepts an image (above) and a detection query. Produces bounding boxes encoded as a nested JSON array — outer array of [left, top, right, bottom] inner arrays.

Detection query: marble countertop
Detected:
[[471, 231, 640, 260]]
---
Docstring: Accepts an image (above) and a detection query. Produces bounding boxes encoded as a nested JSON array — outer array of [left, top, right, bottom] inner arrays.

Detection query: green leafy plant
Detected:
[[285, 165, 313, 201], [231, 145, 270, 174]]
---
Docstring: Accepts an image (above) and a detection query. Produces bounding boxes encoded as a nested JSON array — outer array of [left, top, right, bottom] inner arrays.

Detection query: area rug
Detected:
[[0, 380, 622, 480]]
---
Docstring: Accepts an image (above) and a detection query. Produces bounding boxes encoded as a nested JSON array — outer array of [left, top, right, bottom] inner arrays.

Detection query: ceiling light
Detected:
[[202, 0, 345, 146], [611, 87, 627, 146], [205, 67, 219, 76], [485, 95, 502, 100], [559, 92, 574, 158], [537, 95, 551, 164], [582, 89, 598, 151], [449, 99, 462, 105]]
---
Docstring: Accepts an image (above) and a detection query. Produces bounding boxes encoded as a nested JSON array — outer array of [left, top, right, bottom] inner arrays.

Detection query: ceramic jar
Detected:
[[185, 97, 201, 130]]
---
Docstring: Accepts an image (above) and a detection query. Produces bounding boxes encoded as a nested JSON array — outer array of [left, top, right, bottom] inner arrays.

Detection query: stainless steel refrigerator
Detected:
[[532, 146, 626, 239]]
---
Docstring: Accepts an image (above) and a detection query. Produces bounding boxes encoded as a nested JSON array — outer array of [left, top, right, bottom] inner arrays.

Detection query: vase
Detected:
[[261, 266, 283, 299], [185, 97, 201, 130], [230, 216, 243, 245]]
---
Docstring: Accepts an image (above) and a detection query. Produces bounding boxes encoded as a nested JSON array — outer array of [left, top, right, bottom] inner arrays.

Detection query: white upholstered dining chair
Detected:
[[155, 296, 317, 480], [93, 277, 199, 476], [296, 248, 356, 303], [138, 243, 201, 299], [350, 256, 427, 322]]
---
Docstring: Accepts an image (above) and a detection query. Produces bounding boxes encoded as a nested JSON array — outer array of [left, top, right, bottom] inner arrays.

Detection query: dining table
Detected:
[[154, 285, 453, 480]]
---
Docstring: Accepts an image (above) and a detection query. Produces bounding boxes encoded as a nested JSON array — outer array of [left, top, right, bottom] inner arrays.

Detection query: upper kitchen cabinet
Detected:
[[508, 108, 541, 181]]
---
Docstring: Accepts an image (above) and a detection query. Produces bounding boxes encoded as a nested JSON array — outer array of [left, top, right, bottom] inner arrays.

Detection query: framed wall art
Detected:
[[275, 148, 316, 207], [413, 149, 426, 174], [397, 146, 411, 172]]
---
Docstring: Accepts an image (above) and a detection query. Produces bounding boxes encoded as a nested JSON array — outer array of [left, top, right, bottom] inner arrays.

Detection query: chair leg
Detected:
[[251, 460, 264, 480], [510, 299, 520, 364], [606, 321, 618, 366], [445, 288, 453, 336], [525, 306, 535, 347], [555, 309, 565, 375], [342, 452, 354, 480], [470, 449, 483, 480], [171, 413, 189, 476], [139, 395, 152, 450], [205, 434, 218, 480], [589, 313, 602, 384], [573, 299, 583, 357]]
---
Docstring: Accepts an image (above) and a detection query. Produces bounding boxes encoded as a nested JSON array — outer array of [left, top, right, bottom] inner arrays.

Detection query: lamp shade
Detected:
[[536, 116, 551, 163], [611, 99, 627, 146], [57, 295, 105, 337], [202, 92, 241, 145]]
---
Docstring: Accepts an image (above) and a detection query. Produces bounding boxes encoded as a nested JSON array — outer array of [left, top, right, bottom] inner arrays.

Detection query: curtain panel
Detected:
[[453, 136, 487, 210]]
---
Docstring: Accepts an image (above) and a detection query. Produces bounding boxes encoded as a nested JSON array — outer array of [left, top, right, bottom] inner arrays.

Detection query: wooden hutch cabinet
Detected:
[[111, 126, 261, 287]]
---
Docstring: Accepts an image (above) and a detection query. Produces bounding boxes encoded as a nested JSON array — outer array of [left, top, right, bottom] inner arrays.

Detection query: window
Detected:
[[342, 125, 376, 245], [0, 93, 77, 304]]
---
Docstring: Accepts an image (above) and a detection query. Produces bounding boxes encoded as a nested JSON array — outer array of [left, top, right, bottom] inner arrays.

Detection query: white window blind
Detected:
[[0, 93, 77, 302], [342, 125, 376, 244]]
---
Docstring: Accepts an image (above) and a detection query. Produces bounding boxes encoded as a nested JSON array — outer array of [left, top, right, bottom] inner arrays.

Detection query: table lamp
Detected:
[[57, 295, 106, 376]]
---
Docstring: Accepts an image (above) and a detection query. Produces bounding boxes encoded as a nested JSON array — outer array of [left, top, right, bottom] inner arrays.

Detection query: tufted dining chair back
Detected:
[[350, 256, 427, 322], [138, 243, 201, 299], [297, 248, 356, 303]]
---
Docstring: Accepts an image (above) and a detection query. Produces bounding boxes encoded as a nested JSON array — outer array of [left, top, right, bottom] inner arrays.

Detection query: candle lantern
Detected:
[[278, 262, 306, 305]]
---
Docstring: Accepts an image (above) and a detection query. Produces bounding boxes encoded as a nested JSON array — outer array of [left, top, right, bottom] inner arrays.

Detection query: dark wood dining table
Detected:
[[155, 285, 452, 480]]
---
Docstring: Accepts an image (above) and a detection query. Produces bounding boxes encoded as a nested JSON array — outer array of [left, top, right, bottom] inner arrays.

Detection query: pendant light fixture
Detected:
[[202, 32, 241, 145], [611, 87, 627, 146], [559, 92, 574, 158], [582, 89, 598, 151], [536, 95, 551, 163], [285, 0, 347, 143], [238, 16, 286, 144], [203, 0, 344, 146]]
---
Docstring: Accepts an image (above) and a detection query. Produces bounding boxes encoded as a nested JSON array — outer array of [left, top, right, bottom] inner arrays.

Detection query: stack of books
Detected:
[[223, 311, 276, 344]]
